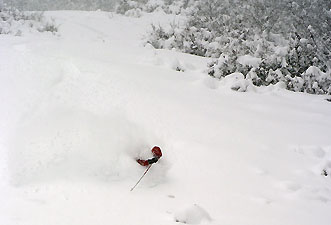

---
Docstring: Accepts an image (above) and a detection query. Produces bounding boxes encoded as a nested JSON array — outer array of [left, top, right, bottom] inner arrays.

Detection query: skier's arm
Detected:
[[137, 159, 149, 166]]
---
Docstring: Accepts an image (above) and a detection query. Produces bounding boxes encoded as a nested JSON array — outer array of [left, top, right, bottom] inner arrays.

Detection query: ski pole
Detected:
[[130, 164, 152, 192]]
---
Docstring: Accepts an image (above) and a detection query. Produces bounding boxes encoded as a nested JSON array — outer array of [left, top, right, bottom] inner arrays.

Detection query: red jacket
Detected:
[[137, 146, 162, 166]]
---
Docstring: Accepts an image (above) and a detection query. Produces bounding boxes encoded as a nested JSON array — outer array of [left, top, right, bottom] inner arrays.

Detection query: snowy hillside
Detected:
[[1, 11, 331, 225]]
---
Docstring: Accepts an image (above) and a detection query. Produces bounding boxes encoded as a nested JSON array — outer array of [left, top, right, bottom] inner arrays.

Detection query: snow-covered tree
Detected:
[[4, 0, 118, 11], [146, 0, 331, 94], [0, 5, 58, 35]]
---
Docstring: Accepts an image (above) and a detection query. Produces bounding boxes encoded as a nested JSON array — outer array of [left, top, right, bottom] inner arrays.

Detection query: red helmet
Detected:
[[151, 146, 162, 158]]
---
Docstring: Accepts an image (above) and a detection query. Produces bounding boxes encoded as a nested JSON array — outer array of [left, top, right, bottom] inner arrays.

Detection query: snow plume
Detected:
[[8, 108, 166, 186]]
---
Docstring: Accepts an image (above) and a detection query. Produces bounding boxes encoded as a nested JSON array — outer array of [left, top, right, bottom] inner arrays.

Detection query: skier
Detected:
[[136, 146, 162, 166]]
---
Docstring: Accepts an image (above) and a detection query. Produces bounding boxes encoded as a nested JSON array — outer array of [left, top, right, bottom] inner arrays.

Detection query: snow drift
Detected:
[[0, 10, 330, 225]]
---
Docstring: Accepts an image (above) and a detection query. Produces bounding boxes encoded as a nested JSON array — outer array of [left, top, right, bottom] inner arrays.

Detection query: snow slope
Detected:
[[1, 11, 331, 225]]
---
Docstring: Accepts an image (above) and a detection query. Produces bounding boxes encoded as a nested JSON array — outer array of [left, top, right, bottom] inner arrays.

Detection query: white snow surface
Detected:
[[1, 11, 331, 225], [237, 55, 261, 68], [174, 204, 212, 224]]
